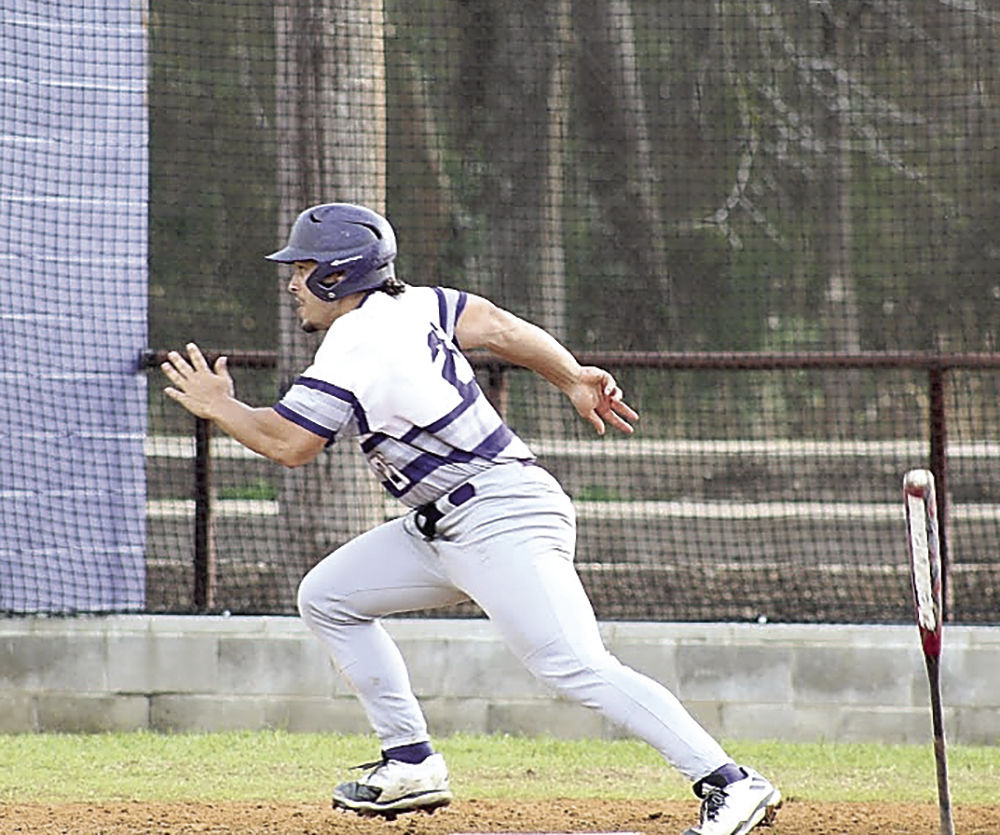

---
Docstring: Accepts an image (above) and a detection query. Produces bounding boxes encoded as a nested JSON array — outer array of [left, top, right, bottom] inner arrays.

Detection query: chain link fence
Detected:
[[3, 0, 1000, 621]]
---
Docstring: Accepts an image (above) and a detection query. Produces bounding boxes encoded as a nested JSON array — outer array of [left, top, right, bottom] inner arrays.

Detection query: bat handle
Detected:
[[924, 655, 955, 835]]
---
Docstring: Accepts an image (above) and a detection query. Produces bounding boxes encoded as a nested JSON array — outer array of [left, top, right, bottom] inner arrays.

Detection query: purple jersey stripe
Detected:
[[363, 423, 438, 455], [399, 425, 423, 444], [433, 287, 449, 334], [360, 432, 389, 453], [294, 376, 370, 434], [393, 423, 519, 497], [397, 447, 475, 494], [274, 402, 335, 441], [470, 422, 515, 459], [423, 386, 479, 433], [453, 291, 468, 350]]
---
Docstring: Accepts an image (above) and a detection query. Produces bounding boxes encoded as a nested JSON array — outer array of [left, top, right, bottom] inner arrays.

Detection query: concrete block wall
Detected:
[[0, 616, 997, 744]]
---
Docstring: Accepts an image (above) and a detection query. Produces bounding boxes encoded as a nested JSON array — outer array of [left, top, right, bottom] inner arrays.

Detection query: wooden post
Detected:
[[193, 416, 216, 611], [928, 365, 950, 621]]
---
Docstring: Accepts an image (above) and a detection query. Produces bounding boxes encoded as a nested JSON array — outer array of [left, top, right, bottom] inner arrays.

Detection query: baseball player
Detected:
[[160, 202, 781, 835]]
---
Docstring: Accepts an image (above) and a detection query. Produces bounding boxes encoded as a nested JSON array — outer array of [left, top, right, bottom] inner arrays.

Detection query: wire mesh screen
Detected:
[[4, 0, 1000, 621]]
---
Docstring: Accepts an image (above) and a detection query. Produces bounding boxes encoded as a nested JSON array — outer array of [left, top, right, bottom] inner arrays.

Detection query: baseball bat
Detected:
[[903, 469, 954, 835]]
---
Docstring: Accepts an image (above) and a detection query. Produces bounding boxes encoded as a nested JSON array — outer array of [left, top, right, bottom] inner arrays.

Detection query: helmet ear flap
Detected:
[[305, 262, 343, 300]]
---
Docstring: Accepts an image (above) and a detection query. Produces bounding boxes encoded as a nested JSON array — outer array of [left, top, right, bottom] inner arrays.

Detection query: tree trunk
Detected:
[[539, 0, 571, 345], [274, 0, 388, 579], [573, 0, 674, 349], [467, 0, 570, 436], [473, 1, 567, 330], [821, 9, 861, 429]]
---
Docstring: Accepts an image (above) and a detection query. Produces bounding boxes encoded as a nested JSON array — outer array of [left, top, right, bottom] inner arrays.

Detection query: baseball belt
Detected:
[[413, 481, 476, 540]]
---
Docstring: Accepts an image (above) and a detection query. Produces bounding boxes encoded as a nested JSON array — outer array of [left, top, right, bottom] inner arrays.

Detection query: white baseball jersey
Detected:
[[285, 286, 735, 786], [273, 286, 535, 507]]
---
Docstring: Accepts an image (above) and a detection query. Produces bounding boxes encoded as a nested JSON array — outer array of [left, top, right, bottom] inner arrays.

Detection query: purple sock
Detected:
[[693, 763, 746, 796], [382, 741, 434, 764]]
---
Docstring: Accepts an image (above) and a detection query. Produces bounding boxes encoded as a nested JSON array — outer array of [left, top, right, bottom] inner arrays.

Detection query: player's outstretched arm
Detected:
[[160, 343, 326, 467], [456, 295, 638, 435]]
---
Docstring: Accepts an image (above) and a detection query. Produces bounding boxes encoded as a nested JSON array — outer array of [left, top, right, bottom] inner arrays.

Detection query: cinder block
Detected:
[[105, 633, 160, 693], [718, 703, 804, 742], [149, 615, 263, 635], [836, 706, 936, 744], [18, 616, 130, 635], [940, 648, 1000, 708], [388, 636, 457, 695], [420, 696, 491, 735], [782, 705, 849, 743], [676, 644, 792, 703], [0, 635, 38, 689], [777, 623, 912, 650], [488, 699, 607, 739], [792, 645, 918, 707], [406, 637, 541, 700], [0, 634, 107, 691], [311, 698, 372, 735], [263, 696, 369, 733], [141, 634, 220, 693], [35, 693, 148, 732], [216, 635, 338, 697], [676, 700, 724, 738], [150, 694, 268, 732], [2, 617, 998, 745], [0, 692, 36, 732], [610, 637, 679, 688], [386, 619, 495, 643], [107, 627, 221, 694], [259, 615, 312, 637], [952, 707, 1000, 746]]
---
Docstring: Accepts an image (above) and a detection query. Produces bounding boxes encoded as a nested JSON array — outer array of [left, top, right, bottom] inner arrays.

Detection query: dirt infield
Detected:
[[2, 799, 999, 835]]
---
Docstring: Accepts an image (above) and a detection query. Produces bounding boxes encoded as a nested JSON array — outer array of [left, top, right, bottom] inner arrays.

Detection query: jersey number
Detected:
[[427, 325, 476, 400]]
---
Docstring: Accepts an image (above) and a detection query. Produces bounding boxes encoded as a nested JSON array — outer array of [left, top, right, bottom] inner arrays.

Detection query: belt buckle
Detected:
[[415, 482, 476, 540], [415, 501, 444, 539]]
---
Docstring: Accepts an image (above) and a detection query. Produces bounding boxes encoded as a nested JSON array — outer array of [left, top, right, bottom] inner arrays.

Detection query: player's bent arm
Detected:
[[161, 343, 326, 467], [456, 294, 582, 392], [455, 294, 637, 435], [203, 399, 326, 468]]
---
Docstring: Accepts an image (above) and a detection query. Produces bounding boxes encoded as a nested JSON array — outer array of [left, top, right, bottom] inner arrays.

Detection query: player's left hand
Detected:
[[160, 342, 235, 420], [568, 366, 638, 436]]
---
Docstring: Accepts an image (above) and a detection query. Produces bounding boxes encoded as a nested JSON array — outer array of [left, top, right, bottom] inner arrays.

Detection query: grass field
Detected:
[[2, 731, 999, 806]]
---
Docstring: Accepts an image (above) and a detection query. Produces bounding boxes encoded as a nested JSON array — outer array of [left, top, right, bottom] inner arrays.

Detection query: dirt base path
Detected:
[[2, 799, 997, 835]]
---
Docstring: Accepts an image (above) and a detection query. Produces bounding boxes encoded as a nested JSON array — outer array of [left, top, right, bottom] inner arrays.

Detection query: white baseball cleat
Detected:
[[681, 767, 782, 835], [331, 753, 453, 818]]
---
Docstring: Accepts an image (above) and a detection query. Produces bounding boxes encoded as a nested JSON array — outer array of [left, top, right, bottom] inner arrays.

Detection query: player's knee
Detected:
[[296, 568, 331, 624], [296, 568, 366, 628], [296, 575, 316, 622]]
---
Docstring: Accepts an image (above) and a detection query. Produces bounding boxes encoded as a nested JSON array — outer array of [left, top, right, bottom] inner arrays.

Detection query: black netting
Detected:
[[3, 0, 999, 621]]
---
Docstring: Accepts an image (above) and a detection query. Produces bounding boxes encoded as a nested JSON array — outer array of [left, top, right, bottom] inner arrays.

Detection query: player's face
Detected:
[[287, 260, 340, 332]]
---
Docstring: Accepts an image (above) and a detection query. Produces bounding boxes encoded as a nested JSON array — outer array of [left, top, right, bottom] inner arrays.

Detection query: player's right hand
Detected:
[[161, 342, 235, 420], [568, 366, 638, 436]]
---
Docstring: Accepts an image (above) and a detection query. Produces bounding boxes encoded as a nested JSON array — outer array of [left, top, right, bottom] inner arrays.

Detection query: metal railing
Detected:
[[142, 349, 1000, 614]]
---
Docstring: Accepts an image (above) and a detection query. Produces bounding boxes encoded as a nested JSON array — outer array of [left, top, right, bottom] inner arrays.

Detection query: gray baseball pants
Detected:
[[297, 462, 731, 781]]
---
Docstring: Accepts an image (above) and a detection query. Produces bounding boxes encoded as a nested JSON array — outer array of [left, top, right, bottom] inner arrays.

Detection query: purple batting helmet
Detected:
[[266, 203, 397, 301]]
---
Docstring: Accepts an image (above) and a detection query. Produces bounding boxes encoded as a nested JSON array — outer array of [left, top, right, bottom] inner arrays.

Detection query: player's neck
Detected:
[[325, 291, 368, 326]]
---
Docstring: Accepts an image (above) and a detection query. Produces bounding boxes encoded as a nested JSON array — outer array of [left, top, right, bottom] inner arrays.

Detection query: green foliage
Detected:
[[148, 0, 278, 352], [571, 485, 626, 502], [216, 478, 278, 501], [146, 0, 1000, 359]]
